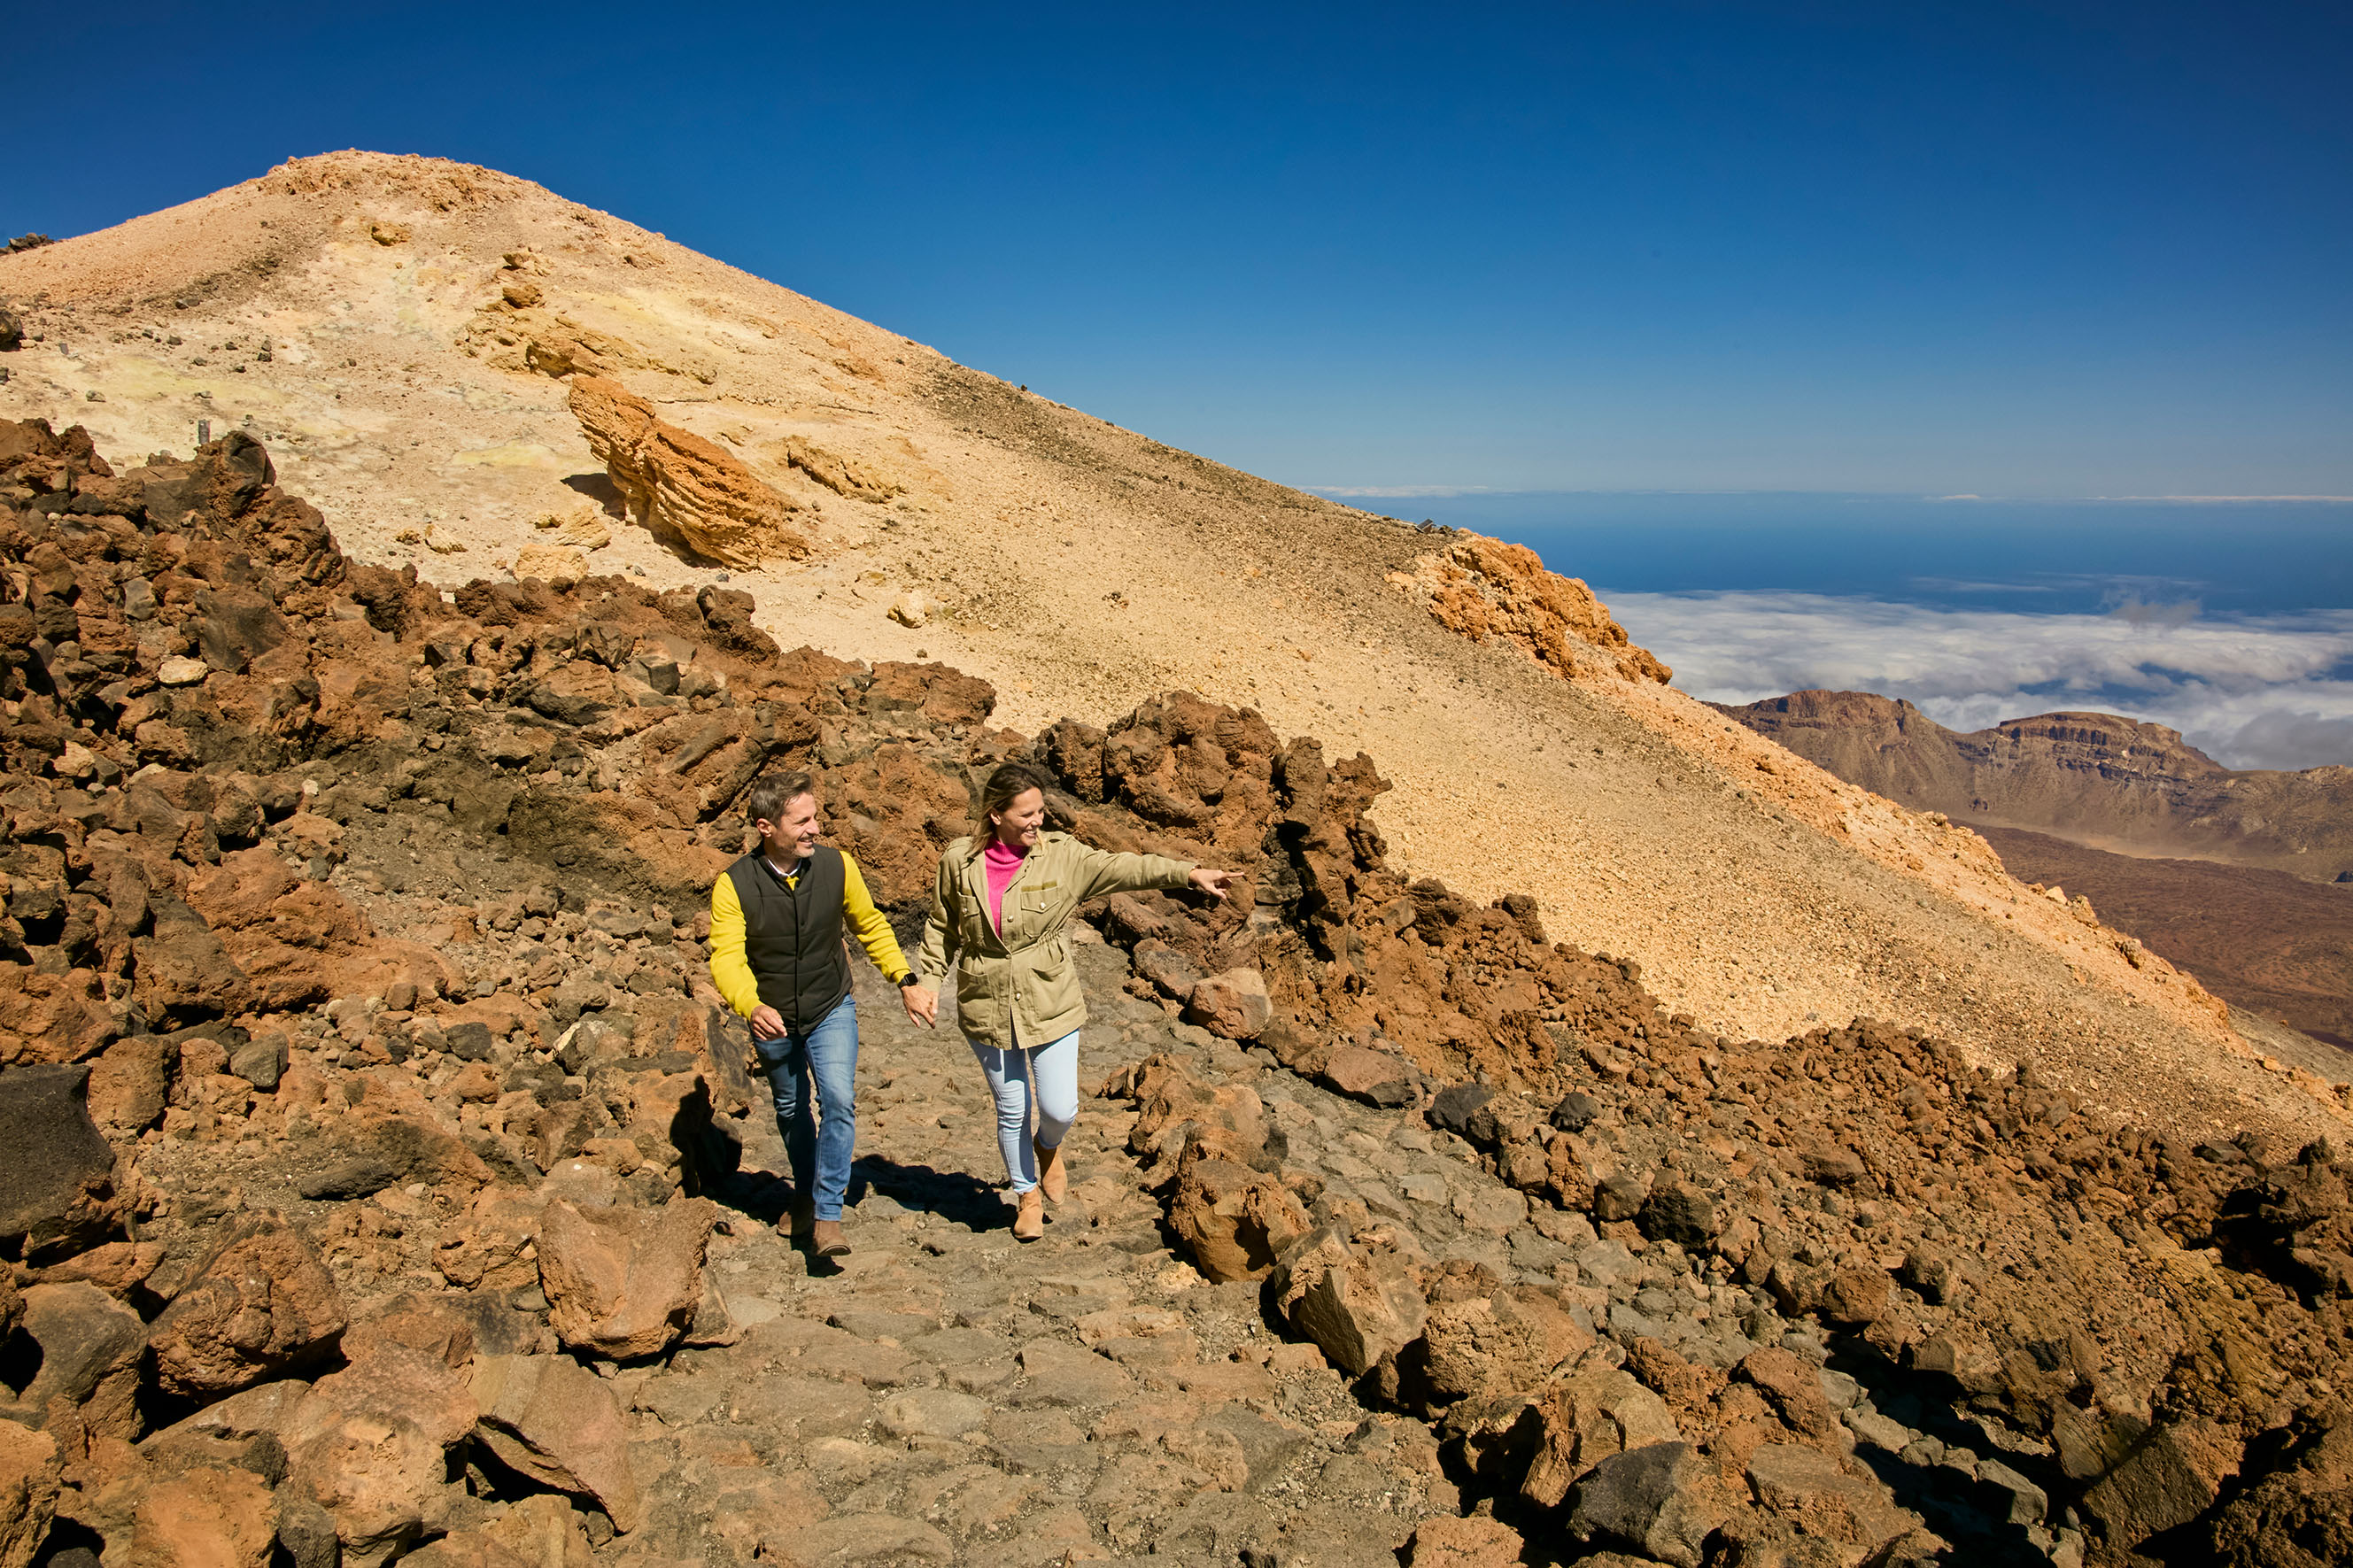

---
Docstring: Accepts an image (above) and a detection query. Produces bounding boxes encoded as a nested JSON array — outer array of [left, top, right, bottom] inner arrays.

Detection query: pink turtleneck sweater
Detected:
[[984, 838, 1026, 933]]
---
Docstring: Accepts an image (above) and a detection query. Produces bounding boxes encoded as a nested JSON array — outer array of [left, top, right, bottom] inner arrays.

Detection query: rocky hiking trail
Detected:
[[0, 414, 2350, 1567]]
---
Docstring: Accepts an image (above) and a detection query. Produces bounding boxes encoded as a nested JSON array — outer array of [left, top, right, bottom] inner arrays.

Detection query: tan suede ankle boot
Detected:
[[1013, 1188, 1045, 1240], [1034, 1139, 1068, 1203]]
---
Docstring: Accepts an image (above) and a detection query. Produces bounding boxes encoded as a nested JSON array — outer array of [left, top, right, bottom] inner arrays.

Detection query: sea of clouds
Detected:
[[1600, 591, 2353, 771]]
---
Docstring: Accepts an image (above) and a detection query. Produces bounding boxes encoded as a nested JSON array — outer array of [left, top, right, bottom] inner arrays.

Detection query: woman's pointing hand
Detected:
[[1188, 868, 1235, 903]]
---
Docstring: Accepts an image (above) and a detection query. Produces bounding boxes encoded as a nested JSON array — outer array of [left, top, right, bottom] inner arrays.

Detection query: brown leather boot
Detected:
[[1012, 1188, 1045, 1241], [781, 1197, 815, 1241], [809, 1219, 851, 1258], [1034, 1139, 1068, 1203]]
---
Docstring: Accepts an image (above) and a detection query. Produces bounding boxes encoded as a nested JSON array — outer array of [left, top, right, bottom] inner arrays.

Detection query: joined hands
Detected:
[[752, 990, 936, 1039]]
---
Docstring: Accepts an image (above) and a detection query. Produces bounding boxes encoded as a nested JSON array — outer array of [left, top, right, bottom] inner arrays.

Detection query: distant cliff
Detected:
[[1721, 690, 2353, 880]]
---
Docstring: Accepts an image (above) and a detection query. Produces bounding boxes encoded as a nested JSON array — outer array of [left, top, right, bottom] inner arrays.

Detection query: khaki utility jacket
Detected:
[[917, 832, 1195, 1049]]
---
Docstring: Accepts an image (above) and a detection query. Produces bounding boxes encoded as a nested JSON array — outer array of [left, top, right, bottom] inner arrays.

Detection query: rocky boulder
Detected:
[[0, 968, 116, 1077], [1406, 1514, 1528, 1567], [1819, 1264, 1891, 1325], [1426, 1083, 1496, 1141], [1167, 1132, 1312, 1283], [1519, 1353, 1684, 1509], [0, 1416, 61, 1568], [1635, 1175, 1718, 1248], [537, 1193, 716, 1360], [6, 1282, 146, 1439], [337, 1070, 496, 1192], [124, 1466, 280, 1568], [0, 1065, 124, 1261], [1320, 1044, 1418, 1108], [1742, 1442, 1921, 1561], [283, 1338, 476, 1566], [1185, 969, 1272, 1040], [132, 897, 255, 1026], [471, 1354, 641, 1533], [1409, 1283, 1591, 1408], [402, 1494, 599, 1568], [147, 1211, 348, 1398], [1108, 1054, 1266, 1170], [343, 1293, 480, 1371], [1270, 1227, 1429, 1377], [1735, 1347, 1837, 1445], [2083, 1417, 2245, 1554], [1567, 1441, 1726, 1568], [1131, 939, 1202, 1000]]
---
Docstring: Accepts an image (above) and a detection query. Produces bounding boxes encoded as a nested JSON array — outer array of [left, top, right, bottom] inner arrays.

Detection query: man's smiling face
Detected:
[[755, 791, 821, 862]]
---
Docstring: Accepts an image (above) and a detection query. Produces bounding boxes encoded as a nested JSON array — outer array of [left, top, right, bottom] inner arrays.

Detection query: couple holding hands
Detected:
[[708, 763, 1235, 1255]]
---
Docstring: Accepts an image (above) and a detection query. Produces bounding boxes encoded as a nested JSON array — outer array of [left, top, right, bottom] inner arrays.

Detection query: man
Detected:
[[709, 771, 937, 1256]]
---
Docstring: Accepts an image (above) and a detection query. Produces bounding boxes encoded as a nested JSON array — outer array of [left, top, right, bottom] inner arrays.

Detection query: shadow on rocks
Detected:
[[704, 1156, 1012, 1232], [1833, 1341, 2055, 1566], [708, 1165, 798, 1230], [848, 1155, 1010, 1233]]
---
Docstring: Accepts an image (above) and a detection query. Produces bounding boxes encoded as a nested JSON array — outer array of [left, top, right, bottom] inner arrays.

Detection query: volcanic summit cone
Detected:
[[3, 149, 2341, 1141]]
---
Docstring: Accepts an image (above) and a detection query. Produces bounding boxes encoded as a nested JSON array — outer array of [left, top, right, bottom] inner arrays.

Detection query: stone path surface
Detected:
[[633, 948, 1459, 1565], [604, 945, 2063, 1567]]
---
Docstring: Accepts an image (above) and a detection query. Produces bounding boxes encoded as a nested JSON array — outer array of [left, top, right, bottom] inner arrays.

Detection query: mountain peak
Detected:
[[4, 154, 2337, 1144]]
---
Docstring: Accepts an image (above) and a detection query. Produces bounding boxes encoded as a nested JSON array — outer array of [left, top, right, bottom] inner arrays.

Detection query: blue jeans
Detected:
[[751, 994, 858, 1222]]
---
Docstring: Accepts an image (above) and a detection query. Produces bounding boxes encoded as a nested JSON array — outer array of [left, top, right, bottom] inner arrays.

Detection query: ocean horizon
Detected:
[[1354, 489, 2353, 769]]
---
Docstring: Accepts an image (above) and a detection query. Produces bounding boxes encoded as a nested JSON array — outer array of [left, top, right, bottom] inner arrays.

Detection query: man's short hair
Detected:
[[746, 770, 817, 825]]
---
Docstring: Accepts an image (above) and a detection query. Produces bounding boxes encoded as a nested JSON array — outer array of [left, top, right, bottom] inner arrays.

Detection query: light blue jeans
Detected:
[[752, 994, 858, 1221], [969, 1027, 1080, 1194]]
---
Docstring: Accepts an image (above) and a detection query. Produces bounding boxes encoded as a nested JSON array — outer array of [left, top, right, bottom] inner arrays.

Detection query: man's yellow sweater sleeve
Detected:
[[708, 872, 762, 1018], [840, 853, 913, 983]]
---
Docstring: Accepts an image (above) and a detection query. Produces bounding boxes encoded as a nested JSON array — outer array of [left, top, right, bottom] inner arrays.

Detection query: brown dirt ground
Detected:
[[1980, 824, 2353, 1055]]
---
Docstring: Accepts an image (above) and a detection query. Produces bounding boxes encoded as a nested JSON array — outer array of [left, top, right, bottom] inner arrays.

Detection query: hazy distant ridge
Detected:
[[1722, 689, 2353, 880]]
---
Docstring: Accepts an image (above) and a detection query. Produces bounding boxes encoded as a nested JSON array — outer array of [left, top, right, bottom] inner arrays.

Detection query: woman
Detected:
[[917, 761, 1235, 1240]]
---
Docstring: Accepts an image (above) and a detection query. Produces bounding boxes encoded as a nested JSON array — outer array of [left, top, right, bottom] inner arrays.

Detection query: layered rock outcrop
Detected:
[[1725, 689, 2353, 878], [1389, 532, 1671, 684], [778, 434, 903, 503], [566, 375, 809, 568]]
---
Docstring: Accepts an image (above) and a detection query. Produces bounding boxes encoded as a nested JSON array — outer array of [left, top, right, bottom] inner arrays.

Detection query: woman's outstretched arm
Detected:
[[1072, 845, 1233, 904]]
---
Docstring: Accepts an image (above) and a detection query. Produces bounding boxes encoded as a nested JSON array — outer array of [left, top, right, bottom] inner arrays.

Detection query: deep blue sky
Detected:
[[7, 2, 2350, 497]]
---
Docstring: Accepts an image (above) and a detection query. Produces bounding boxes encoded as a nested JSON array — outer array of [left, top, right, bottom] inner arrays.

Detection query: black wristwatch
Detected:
[[898, 973, 923, 988]]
